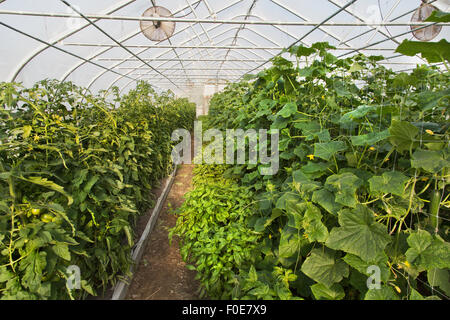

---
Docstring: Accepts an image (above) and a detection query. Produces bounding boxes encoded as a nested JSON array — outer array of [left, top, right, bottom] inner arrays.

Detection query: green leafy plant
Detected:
[[0, 80, 195, 299], [179, 42, 449, 300]]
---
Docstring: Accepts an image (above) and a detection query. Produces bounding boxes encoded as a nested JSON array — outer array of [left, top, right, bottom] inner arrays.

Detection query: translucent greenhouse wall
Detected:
[[0, 0, 449, 99]]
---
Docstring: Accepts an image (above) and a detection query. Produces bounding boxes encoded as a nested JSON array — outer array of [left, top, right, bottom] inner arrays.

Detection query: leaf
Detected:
[[349, 62, 364, 73], [73, 169, 88, 189], [278, 227, 301, 259], [325, 172, 362, 208], [312, 189, 343, 215], [405, 230, 450, 270], [300, 162, 330, 179], [389, 120, 419, 153], [292, 170, 322, 196], [325, 205, 391, 262], [271, 116, 289, 130], [0, 267, 14, 282], [276, 191, 302, 211], [81, 280, 96, 296], [368, 171, 410, 196], [285, 200, 306, 229], [364, 286, 399, 300], [350, 130, 390, 146], [302, 204, 329, 243], [333, 80, 352, 98], [415, 90, 450, 112], [409, 288, 425, 300], [314, 141, 347, 161], [294, 121, 321, 141], [343, 253, 390, 283], [311, 42, 336, 51], [248, 265, 258, 283], [301, 248, 349, 288], [395, 39, 450, 63], [340, 105, 377, 123], [23, 125, 32, 139], [52, 243, 71, 261], [277, 102, 297, 118], [19, 251, 47, 292], [411, 149, 449, 173], [17, 176, 73, 206], [426, 10, 450, 22], [311, 283, 345, 300], [427, 268, 450, 296], [290, 45, 316, 57]]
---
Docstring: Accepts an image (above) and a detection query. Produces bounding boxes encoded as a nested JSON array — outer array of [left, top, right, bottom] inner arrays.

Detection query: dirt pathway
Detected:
[[125, 164, 199, 300]]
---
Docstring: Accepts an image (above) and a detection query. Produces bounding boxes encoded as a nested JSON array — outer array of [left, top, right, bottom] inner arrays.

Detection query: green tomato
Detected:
[[41, 214, 54, 223], [31, 208, 41, 216]]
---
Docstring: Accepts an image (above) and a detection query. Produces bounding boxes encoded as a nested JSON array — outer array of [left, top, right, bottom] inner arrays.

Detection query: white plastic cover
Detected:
[[0, 0, 449, 97]]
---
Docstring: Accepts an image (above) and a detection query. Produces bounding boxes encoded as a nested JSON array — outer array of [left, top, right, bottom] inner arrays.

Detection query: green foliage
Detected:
[[0, 80, 196, 299], [185, 42, 449, 300], [396, 39, 450, 63], [169, 165, 259, 299]]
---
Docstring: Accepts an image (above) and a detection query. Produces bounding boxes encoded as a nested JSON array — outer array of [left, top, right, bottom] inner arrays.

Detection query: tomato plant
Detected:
[[0, 80, 195, 299]]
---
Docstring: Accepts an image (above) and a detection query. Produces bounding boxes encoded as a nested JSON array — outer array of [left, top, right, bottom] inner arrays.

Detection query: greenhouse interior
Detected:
[[0, 0, 449, 302]]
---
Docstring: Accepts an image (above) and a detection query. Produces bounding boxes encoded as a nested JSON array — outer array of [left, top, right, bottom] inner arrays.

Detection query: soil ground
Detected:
[[125, 163, 200, 300]]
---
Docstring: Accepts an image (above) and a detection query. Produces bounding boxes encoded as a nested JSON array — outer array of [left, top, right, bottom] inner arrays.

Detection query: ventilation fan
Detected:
[[140, 6, 175, 41], [410, 0, 442, 41]]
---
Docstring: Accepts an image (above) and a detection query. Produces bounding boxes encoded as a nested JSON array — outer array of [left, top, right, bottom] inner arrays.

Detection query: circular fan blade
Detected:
[[140, 6, 176, 41], [410, 2, 442, 41]]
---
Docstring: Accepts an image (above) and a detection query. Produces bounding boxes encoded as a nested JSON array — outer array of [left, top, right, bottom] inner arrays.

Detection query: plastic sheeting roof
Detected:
[[0, 0, 449, 96]]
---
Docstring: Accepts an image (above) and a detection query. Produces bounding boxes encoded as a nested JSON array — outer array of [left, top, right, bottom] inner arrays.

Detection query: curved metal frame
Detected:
[[9, 0, 137, 82], [0, 0, 447, 95]]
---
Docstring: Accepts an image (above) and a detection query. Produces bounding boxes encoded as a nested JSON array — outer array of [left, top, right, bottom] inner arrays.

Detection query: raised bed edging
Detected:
[[111, 166, 178, 300]]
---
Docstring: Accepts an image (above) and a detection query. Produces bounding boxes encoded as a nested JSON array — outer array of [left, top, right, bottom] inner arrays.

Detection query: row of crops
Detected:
[[171, 41, 449, 300], [0, 80, 196, 299]]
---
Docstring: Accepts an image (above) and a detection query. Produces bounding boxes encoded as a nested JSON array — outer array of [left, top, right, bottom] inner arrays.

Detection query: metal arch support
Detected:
[[146, 14, 294, 74], [202, 0, 216, 18], [148, 18, 268, 74], [160, 32, 280, 72], [267, 0, 384, 64], [127, 31, 274, 79], [0, 20, 139, 83], [335, 1, 416, 49], [138, 40, 267, 76], [61, 0, 205, 83], [328, 0, 431, 65], [100, 23, 282, 93], [67, 0, 231, 90], [82, 0, 243, 92], [4, 10, 447, 26], [270, 0, 348, 46], [153, 0, 243, 73], [216, 0, 258, 77], [245, 0, 358, 76], [337, 21, 444, 58], [104, 49, 260, 94], [179, 0, 220, 81], [328, 0, 403, 44], [59, 1, 184, 92], [9, 0, 137, 82]]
